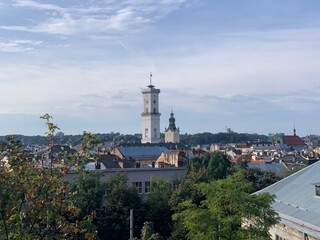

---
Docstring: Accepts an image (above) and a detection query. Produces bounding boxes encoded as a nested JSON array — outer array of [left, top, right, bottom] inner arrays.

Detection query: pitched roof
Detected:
[[98, 154, 135, 168], [117, 146, 172, 160], [283, 135, 305, 146], [255, 161, 320, 236]]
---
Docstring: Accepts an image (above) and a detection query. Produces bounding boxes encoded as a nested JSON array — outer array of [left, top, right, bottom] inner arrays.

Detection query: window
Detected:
[[304, 233, 309, 240], [145, 128, 148, 138], [315, 185, 320, 196], [153, 108, 156, 113], [145, 181, 150, 193], [132, 182, 142, 194], [275, 235, 286, 240], [154, 128, 157, 138]]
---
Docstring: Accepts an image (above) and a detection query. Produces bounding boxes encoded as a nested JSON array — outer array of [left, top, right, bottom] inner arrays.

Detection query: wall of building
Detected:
[[165, 129, 180, 143], [65, 167, 186, 194], [269, 222, 320, 240]]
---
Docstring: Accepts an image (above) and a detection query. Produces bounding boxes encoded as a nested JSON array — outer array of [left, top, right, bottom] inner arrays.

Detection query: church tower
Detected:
[[141, 74, 161, 144], [165, 111, 180, 143]]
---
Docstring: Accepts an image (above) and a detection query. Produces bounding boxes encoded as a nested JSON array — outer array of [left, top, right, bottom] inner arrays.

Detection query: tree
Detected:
[[0, 114, 97, 239], [188, 152, 234, 182], [70, 171, 105, 220], [97, 173, 144, 240], [141, 221, 154, 240], [169, 171, 206, 240], [145, 177, 172, 238], [174, 171, 279, 240], [245, 168, 282, 192], [170, 152, 233, 240]]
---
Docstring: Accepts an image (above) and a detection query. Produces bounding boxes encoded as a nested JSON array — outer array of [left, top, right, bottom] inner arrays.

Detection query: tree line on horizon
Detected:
[[0, 131, 268, 147]]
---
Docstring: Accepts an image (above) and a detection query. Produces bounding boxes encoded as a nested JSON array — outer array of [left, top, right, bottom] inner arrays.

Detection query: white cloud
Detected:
[[0, 39, 42, 52], [12, 0, 64, 12], [3, 0, 190, 36]]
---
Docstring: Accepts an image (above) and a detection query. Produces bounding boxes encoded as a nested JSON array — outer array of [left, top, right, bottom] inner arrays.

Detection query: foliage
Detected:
[[145, 177, 173, 238], [174, 171, 279, 240], [245, 168, 282, 192], [169, 171, 207, 240], [141, 221, 154, 240], [180, 132, 268, 145], [169, 171, 206, 212], [188, 152, 234, 182], [140, 221, 165, 240], [0, 132, 268, 148], [0, 114, 97, 240], [97, 173, 144, 240], [0, 132, 141, 147], [70, 171, 105, 219]]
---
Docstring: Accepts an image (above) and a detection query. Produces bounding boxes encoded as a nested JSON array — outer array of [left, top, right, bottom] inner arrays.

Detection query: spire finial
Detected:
[[294, 124, 296, 136], [150, 72, 152, 86]]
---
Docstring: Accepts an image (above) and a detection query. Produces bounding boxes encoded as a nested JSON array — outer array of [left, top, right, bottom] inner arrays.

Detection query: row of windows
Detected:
[[132, 181, 150, 194]]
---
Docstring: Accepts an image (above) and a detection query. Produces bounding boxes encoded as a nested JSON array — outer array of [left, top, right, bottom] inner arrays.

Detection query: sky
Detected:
[[0, 0, 320, 136]]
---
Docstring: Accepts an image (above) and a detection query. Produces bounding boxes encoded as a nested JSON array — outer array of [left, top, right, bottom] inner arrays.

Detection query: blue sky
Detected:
[[0, 0, 320, 136]]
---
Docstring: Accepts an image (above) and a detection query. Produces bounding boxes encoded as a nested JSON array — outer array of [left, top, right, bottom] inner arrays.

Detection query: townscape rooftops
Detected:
[[50, 144, 77, 155], [98, 154, 134, 168], [283, 135, 306, 146], [117, 146, 172, 160], [255, 160, 320, 234]]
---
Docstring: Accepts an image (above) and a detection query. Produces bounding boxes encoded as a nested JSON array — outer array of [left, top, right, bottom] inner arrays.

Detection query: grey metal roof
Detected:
[[255, 161, 320, 236], [117, 146, 172, 160]]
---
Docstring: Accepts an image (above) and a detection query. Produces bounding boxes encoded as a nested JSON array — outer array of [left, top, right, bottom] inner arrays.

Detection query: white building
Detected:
[[141, 77, 161, 144]]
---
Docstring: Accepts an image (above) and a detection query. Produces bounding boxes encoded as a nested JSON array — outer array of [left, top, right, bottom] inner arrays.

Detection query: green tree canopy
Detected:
[[70, 171, 105, 220], [97, 173, 144, 240], [174, 171, 279, 240], [188, 152, 234, 182], [145, 177, 173, 238]]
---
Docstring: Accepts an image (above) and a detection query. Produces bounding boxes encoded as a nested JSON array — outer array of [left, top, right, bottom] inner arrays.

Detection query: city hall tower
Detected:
[[141, 74, 161, 144]]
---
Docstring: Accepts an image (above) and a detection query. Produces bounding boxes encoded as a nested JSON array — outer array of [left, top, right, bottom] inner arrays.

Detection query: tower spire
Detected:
[[150, 72, 152, 86], [148, 72, 154, 88]]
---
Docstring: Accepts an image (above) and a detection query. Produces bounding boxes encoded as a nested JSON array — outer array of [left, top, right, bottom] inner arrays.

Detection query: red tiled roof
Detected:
[[283, 135, 305, 146]]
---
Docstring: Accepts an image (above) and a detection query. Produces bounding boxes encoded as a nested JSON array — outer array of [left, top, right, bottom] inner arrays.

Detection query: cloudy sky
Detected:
[[0, 0, 320, 136]]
